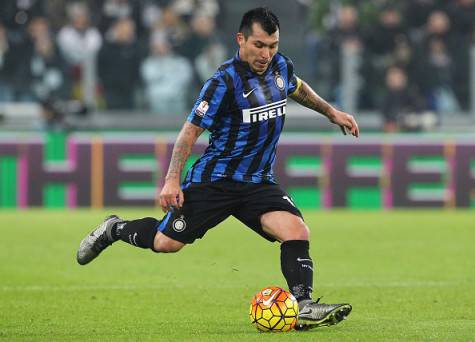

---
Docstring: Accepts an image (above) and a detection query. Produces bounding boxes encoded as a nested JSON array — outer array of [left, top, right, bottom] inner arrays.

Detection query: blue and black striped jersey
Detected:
[[184, 51, 301, 186]]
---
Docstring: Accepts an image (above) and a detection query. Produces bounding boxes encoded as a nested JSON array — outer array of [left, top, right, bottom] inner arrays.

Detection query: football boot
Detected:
[[76, 215, 122, 265], [295, 299, 352, 330]]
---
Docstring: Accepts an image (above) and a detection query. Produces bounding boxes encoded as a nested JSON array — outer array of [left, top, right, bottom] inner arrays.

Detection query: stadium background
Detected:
[[1, 0, 474, 209]]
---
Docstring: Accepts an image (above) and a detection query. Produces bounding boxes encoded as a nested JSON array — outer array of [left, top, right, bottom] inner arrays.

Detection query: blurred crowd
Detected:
[[304, 0, 475, 131], [0, 0, 475, 132], [0, 0, 224, 123]]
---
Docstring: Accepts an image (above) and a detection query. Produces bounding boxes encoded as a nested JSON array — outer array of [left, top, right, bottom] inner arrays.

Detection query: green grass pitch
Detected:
[[1, 210, 474, 341]]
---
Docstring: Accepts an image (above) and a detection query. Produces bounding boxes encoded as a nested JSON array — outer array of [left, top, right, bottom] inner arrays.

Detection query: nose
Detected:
[[261, 47, 270, 60]]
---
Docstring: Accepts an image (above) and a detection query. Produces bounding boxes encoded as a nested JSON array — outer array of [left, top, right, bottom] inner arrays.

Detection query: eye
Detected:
[[255, 42, 264, 48]]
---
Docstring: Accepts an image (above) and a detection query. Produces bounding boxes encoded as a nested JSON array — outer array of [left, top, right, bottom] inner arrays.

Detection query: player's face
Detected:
[[237, 23, 279, 75]]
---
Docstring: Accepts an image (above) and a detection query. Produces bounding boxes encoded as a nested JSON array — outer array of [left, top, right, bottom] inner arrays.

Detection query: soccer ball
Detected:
[[249, 286, 299, 332]]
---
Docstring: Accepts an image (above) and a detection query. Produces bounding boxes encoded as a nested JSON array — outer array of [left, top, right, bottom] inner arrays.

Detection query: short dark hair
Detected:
[[239, 7, 280, 38]]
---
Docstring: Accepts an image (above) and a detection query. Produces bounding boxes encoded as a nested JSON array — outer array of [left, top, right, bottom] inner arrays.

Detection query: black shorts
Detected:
[[157, 180, 303, 244]]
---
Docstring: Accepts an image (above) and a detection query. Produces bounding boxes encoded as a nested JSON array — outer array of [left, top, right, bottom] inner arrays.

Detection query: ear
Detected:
[[236, 32, 245, 46]]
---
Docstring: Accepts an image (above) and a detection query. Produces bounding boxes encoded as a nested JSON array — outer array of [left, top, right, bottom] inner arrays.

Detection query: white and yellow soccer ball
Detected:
[[249, 286, 299, 332]]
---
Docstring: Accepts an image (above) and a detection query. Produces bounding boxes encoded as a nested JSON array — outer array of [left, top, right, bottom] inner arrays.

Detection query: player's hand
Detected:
[[328, 109, 359, 137], [159, 179, 184, 212]]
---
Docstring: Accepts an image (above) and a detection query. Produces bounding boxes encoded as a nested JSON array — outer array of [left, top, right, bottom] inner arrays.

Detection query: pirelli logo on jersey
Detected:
[[242, 99, 287, 123]]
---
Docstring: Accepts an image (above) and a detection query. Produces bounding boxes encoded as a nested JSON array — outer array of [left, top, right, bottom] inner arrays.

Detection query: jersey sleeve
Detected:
[[283, 56, 302, 96], [187, 71, 228, 130]]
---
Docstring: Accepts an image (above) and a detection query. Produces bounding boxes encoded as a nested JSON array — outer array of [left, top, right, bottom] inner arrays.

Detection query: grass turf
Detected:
[[0, 210, 474, 341]]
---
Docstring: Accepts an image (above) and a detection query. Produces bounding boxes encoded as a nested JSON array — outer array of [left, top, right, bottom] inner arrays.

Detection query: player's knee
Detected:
[[153, 233, 185, 253], [292, 222, 310, 240], [281, 220, 310, 241]]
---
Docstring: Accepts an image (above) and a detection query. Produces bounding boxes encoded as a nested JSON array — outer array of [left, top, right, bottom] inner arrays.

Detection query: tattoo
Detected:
[[166, 122, 204, 181], [290, 81, 333, 118]]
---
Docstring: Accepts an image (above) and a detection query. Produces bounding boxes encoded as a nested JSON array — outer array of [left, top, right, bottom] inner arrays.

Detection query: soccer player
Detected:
[[77, 7, 359, 330]]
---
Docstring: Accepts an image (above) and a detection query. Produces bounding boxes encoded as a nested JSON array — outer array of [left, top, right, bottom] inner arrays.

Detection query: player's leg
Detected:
[[260, 210, 352, 329], [76, 214, 185, 265], [113, 214, 185, 252], [233, 183, 351, 329], [153, 231, 185, 252], [260, 211, 313, 301], [77, 182, 236, 264], [232, 184, 314, 302]]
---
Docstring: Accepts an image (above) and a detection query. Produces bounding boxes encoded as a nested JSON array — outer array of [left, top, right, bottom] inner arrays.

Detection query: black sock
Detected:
[[280, 240, 314, 302], [112, 217, 158, 249]]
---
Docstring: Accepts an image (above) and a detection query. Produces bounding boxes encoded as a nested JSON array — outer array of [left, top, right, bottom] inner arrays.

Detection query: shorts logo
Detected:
[[195, 101, 209, 117], [274, 75, 285, 90], [283, 195, 296, 207], [172, 216, 187, 232]]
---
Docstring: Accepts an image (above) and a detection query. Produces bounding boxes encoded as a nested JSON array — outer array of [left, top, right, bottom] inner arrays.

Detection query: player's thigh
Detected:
[[158, 182, 239, 244], [233, 184, 306, 242], [260, 211, 309, 242]]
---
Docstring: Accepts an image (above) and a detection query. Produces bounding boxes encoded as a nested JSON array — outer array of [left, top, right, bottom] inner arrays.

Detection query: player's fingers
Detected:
[[349, 118, 359, 137], [177, 191, 184, 208], [345, 115, 359, 137], [159, 197, 168, 212], [339, 125, 347, 135], [169, 192, 179, 208], [353, 123, 359, 137], [160, 192, 175, 211]]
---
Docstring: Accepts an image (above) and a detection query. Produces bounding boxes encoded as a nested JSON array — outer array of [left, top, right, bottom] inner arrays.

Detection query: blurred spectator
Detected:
[[180, 14, 225, 83], [392, 38, 416, 73], [0, 19, 35, 102], [366, 6, 407, 57], [57, 2, 102, 65], [320, 5, 364, 106], [417, 37, 460, 113], [57, 2, 102, 100], [404, 0, 441, 35], [28, 15, 49, 41], [446, 0, 475, 37], [150, 6, 189, 52], [0, 22, 13, 102], [180, 14, 214, 61], [29, 17, 70, 102], [414, 11, 467, 111], [141, 1, 163, 30], [381, 66, 426, 132], [92, 0, 144, 36], [194, 40, 226, 85], [364, 6, 408, 109], [445, 0, 475, 110], [141, 36, 192, 115], [171, 0, 219, 21], [422, 10, 453, 46], [329, 5, 362, 49], [43, 0, 68, 32], [0, 0, 46, 33], [98, 18, 140, 109]]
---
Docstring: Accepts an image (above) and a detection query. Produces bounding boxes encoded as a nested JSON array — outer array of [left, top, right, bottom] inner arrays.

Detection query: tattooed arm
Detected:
[[159, 121, 204, 211], [289, 79, 359, 137]]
